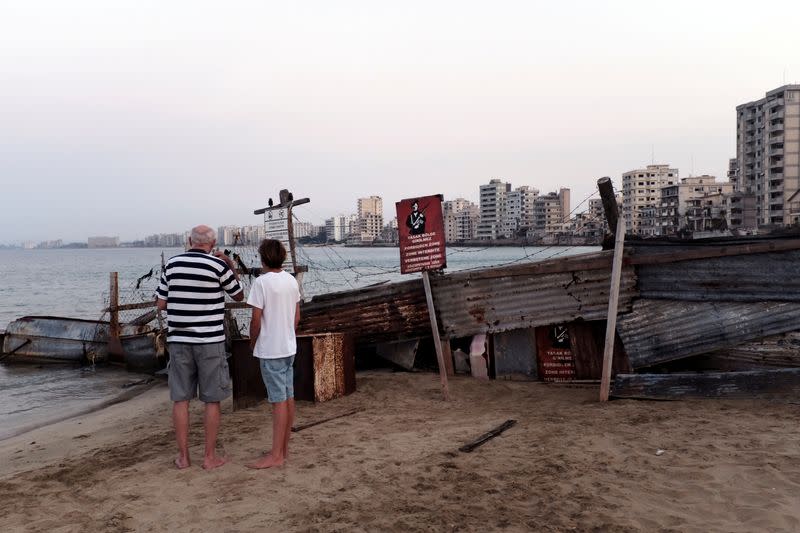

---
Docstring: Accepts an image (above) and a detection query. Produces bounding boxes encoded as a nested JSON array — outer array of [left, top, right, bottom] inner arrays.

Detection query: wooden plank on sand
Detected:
[[459, 419, 517, 453]]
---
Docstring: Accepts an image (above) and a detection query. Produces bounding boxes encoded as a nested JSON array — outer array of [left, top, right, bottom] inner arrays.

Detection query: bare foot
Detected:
[[247, 454, 284, 469], [202, 455, 227, 470], [175, 456, 191, 469]]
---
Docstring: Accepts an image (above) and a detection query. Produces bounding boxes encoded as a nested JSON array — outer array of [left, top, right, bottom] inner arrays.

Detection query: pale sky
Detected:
[[2, 0, 800, 243]]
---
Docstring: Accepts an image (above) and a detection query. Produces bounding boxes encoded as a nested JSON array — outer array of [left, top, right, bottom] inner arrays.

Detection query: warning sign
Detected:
[[535, 325, 576, 382], [396, 195, 446, 274]]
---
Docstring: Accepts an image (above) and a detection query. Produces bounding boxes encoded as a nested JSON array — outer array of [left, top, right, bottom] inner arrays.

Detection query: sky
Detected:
[[2, 0, 800, 243]]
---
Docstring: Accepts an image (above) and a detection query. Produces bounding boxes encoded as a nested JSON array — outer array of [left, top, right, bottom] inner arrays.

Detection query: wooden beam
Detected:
[[599, 215, 626, 402], [291, 409, 361, 433], [108, 272, 124, 360], [422, 270, 450, 401], [597, 176, 619, 235], [459, 419, 517, 453]]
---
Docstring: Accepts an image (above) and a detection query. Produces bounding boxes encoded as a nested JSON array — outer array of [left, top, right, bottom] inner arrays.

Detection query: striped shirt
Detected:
[[156, 249, 243, 344]]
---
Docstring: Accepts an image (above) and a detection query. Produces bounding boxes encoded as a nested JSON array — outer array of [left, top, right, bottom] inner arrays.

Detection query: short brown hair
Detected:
[[258, 239, 287, 269]]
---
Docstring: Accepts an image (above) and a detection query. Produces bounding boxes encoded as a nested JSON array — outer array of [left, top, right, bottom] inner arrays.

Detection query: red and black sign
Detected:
[[396, 194, 446, 274], [535, 325, 576, 382]]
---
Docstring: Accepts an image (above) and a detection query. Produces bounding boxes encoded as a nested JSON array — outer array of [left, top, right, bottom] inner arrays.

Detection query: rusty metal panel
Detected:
[[637, 250, 800, 302], [431, 266, 637, 338], [299, 278, 430, 344], [492, 328, 537, 380], [617, 299, 800, 369], [704, 331, 800, 369], [612, 368, 800, 400]]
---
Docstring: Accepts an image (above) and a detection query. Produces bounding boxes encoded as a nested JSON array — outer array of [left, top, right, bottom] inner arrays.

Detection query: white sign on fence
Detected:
[[263, 207, 293, 271]]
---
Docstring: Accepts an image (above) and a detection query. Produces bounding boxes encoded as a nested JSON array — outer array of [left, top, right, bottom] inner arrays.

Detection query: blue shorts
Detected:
[[259, 355, 295, 403]]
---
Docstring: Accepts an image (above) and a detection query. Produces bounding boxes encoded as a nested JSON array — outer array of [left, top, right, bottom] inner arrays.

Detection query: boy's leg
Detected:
[[283, 355, 296, 459], [284, 398, 295, 459], [249, 400, 288, 468]]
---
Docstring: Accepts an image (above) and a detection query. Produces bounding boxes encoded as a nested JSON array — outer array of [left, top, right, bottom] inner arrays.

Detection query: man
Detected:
[[405, 200, 426, 235], [156, 225, 244, 470]]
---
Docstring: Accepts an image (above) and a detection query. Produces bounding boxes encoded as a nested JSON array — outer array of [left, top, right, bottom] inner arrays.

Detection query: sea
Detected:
[[0, 244, 597, 440]]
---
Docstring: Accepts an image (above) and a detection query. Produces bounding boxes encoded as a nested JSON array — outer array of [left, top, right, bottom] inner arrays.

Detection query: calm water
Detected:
[[0, 244, 597, 439]]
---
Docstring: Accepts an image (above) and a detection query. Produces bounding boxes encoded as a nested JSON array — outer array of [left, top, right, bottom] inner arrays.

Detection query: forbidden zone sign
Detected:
[[396, 194, 447, 274]]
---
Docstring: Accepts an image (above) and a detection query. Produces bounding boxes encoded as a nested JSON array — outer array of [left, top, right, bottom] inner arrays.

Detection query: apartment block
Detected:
[[504, 186, 539, 238], [532, 188, 570, 236], [653, 176, 732, 236], [443, 198, 480, 242], [325, 215, 349, 242], [622, 164, 679, 235], [476, 179, 510, 239], [734, 85, 800, 227]]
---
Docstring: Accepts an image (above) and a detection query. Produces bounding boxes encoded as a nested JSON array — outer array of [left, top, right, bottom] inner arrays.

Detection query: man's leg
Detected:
[[202, 401, 226, 470], [173, 400, 191, 469]]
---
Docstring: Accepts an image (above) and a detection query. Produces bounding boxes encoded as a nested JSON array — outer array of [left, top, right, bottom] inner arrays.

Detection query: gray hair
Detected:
[[190, 225, 216, 245]]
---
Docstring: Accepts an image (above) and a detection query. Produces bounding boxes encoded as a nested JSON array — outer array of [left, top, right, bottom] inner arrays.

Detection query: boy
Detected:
[[246, 239, 301, 468]]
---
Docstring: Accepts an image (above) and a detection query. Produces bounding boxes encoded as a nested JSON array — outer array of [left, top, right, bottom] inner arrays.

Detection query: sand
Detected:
[[2, 370, 800, 532]]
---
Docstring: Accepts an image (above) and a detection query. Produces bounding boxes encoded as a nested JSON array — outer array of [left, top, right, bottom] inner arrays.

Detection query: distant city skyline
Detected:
[[2, 1, 800, 242]]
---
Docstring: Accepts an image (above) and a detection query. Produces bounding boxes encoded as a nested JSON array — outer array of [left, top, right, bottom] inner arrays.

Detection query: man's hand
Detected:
[[213, 250, 239, 279]]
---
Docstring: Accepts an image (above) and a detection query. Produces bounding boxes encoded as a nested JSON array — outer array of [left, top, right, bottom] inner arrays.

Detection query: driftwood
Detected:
[[291, 409, 361, 433], [612, 368, 800, 400], [459, 419, 517, 453]]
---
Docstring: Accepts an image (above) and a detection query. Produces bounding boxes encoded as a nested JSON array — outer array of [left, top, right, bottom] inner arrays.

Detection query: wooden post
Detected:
[[599, 215, 625, 401], [108, 272, 124, 360], [286, 203, 298, 273], [422, 270, 450, 401], [597, 176, 619, 235]]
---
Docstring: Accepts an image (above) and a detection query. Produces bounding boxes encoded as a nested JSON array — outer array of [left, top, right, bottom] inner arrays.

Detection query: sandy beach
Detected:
[[2, 370, 800, 532]]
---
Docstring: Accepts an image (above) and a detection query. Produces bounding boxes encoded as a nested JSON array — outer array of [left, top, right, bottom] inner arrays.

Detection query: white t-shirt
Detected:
[[246, 271, 301, 359]]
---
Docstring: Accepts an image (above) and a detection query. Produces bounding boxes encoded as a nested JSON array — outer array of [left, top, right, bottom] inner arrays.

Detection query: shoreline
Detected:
[[2, 371, 800, 531]]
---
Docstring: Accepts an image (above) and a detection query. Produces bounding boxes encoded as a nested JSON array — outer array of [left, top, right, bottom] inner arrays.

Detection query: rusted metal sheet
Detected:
[[636, 250, 800, 302], [625, 235, 800, 265], [703, 331, 800, 370], [299, 250, 631, 345], [298, 278, 430, 344], [432, 266, 637, 338], [376, 339, 420, 370], [492, 328, 537, 380], [567, 321, 631, 379], [611, 368, 800, 400], [1, 316, 148, 364], [617, 300, 800, 370]]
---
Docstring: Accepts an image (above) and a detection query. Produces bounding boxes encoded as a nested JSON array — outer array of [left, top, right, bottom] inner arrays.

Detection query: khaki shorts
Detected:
[[167, 342, 231, 403]]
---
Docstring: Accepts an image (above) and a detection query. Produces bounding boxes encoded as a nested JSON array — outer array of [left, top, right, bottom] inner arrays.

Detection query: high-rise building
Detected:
[[734, 85, 800, 227], [653, 176, 732, 236], [325, 215, 349, 242], [622, 164, 679, 235], [476, 179, 511, 240], [503, 186, 539, 238], [355, 196, 383, 242], [443, 198, 480, 242], [532, 188, 570, 236]]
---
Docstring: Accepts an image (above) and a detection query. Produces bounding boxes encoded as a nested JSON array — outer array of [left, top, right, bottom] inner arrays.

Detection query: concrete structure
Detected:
[[87, 236, 119, 248], [476, 179, 511, 240], [622, 164, 679, 235], [734, 85, 800, 227], [504, 186, 539, 238], [354, 196, 383, 243], [654, 176, 733, 236], [325, 215, 349, 242], [443, 198, 480, 242], [532, 188, 570, 236]]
